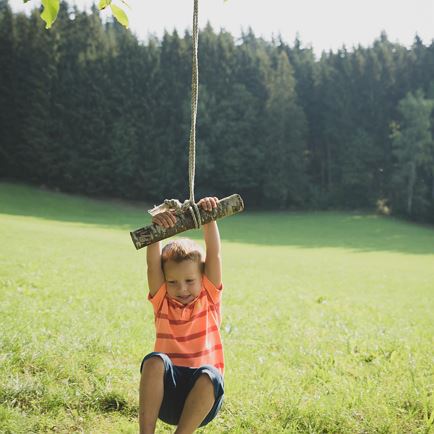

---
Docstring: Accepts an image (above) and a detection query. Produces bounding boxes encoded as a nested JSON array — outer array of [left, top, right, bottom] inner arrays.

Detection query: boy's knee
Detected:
[[142, 356, 165, 375], [194, 373, 214, 391]]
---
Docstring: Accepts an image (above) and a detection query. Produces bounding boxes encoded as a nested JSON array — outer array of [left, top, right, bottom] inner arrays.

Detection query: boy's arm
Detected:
[[199, 197, 222, 288], [146, 211, 177, 296], [146, 241, 165, 296]]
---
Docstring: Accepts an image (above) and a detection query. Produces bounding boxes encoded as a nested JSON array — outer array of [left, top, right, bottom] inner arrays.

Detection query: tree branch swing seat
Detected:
[[130, 0, 244, 250]]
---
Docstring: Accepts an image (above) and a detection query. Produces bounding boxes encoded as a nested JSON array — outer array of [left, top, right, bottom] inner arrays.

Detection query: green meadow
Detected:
[[0, 182, 433, 434]]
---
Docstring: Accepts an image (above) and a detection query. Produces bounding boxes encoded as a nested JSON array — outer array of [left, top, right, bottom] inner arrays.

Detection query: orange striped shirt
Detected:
[[148, 274, 224, 374]]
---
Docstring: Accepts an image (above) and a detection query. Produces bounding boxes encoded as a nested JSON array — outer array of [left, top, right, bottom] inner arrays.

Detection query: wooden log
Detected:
[[130, 194, 244, 250]]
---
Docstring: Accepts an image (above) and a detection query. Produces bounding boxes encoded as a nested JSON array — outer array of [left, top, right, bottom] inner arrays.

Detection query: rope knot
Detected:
[[148, 198, 202, 229]]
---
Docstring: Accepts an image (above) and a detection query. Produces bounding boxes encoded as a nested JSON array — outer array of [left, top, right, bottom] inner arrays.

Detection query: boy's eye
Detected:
[[186, 279, 195, 284], [167, 281, 176, 285]]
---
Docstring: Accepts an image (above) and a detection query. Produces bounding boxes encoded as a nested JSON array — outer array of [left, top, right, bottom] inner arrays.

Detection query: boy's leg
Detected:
[[174, 374, 215, 434], [139, 355, 165, 434]]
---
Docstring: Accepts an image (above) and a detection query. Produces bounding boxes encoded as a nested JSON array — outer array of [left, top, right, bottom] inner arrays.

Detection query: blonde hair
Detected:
[[161, 238, 205, 270]]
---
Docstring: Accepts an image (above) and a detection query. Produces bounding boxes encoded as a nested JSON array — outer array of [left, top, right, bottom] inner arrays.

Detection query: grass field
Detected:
[[0, 182, 433, 434]]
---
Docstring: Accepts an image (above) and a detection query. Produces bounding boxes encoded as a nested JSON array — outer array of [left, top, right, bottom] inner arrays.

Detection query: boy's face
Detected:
[[163, 259, 202, 305]]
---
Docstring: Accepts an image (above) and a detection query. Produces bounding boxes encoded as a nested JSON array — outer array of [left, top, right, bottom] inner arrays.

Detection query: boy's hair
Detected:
[[161, 238, 205, 270]]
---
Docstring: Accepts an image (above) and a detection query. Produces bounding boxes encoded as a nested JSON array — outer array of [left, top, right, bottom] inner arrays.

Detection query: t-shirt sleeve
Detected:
[[148, 283, 166, 314], [202, 274, 223, 305]]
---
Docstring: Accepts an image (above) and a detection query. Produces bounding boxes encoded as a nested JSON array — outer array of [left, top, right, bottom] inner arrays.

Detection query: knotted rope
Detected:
[[148, 199, 202, 229], [189, 0, 199, 206], [148, 0, 202, 229]]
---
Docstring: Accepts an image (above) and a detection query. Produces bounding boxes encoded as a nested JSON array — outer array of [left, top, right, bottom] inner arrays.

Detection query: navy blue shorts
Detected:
[[140, 352, 224, 427]]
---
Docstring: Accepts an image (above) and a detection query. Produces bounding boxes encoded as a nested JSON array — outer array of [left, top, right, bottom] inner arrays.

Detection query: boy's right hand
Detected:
[[152, 211, 177, 228]]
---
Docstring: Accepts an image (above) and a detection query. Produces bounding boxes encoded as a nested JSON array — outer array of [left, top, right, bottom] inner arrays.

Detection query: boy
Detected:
[[139, 196, 225, 434]]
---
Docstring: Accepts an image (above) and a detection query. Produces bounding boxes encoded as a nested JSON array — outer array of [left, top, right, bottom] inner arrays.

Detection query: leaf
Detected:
[[98, 0, 111, 11], [110, 4, 129, 28], [40, 0, 60, 29]]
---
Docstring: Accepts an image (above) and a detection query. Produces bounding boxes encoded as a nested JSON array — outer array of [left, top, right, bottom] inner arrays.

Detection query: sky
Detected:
[[10, 0, 434, 56]]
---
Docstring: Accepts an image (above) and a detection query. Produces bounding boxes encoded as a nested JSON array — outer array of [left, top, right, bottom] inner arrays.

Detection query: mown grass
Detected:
[[0, 182, 433, 433]]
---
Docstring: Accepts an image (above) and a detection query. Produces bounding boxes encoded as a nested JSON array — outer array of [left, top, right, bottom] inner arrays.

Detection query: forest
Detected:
[[1, 0, 433, 222]]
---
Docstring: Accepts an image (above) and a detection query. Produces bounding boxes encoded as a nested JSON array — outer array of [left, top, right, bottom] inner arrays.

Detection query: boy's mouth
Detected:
[[176, 294, 193, 303]]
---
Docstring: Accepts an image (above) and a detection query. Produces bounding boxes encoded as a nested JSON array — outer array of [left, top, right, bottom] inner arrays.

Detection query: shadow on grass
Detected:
[[0, 182, 148, 229], [1, 182, 434, 255]]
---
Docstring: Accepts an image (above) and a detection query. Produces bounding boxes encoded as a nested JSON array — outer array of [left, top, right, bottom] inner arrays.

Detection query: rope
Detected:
[[189, 202, 201, 229], [188, 0, 199, 205], [148, 0, 202, 229]]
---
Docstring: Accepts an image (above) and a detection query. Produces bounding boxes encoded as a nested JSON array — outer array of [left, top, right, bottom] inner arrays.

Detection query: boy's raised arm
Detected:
[[146, 241, 165, 297], [199, 197, 222, 289], [146, 211, 177, 296]]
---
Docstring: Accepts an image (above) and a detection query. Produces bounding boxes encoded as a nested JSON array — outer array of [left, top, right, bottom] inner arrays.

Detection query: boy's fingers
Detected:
[[169, 213, 177, 225], [163, 213, 174, 228], [159, 215, 167, 228], [158, 216, 167, 228], [153, 216, 162, 226], [198, 197, 219, 211], [153, 213, 173, 228]]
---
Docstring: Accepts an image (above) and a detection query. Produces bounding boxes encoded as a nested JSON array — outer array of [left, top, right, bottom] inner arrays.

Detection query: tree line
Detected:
[[1, 0, 433, 222]]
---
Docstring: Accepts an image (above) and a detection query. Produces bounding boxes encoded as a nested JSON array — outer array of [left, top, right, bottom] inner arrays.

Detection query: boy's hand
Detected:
[[152, 211, 177, 228], [152, 197, 218, 228], [198, 196, 219, 212], [200, 196, 222, 289]]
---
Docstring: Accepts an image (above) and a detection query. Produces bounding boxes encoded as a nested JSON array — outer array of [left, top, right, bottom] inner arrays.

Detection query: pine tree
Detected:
[[280, 37, 319, 205], [12, 9, 58, 183], [0, 0, 16, 177], [262, 51, 307, 208], [391, 90, 434, 217]]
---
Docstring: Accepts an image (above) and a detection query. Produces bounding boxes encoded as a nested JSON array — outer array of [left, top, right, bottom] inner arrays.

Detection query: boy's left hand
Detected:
[[198, 197, 219, 212]]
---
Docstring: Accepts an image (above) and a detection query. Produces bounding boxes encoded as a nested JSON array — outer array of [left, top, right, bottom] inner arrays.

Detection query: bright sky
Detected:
[[10, 0, 434, 55]]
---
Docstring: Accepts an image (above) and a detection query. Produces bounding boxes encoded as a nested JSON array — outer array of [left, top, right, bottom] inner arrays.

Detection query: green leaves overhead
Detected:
[[24, 0, 129, 29], [97, 0, 129, 28], [109, 4, 129, 28], [98, 0, 111, 10], [40, 0, 59, 29]]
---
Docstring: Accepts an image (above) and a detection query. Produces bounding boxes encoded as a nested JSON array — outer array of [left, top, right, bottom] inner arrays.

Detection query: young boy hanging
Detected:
[[139, 196, 225, 434]]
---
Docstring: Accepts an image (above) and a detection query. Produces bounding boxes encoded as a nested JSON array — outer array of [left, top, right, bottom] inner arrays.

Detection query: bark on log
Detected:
[[130, 194, 244, 250]]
